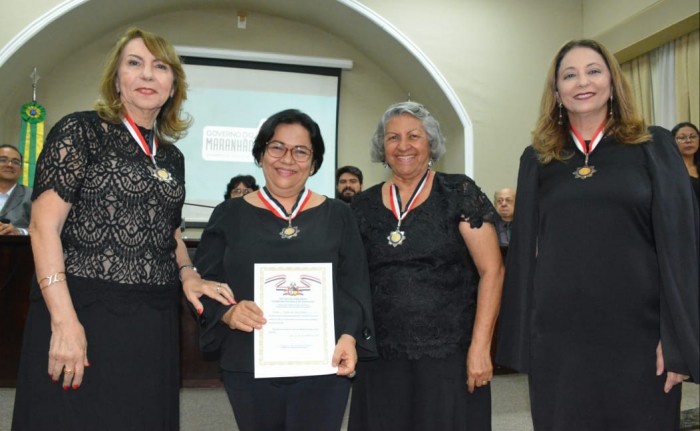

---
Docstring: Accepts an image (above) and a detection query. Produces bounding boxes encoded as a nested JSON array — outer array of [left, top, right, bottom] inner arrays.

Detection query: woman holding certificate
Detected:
[[195, 108, 377, 431], [348, 101, 504, 431]]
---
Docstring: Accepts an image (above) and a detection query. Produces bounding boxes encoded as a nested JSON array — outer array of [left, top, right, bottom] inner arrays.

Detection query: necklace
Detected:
[[122, 115, 173, 183], [570, 120, 606, 180], [387, 169, 431, 247], [258, 187, 312, 239]]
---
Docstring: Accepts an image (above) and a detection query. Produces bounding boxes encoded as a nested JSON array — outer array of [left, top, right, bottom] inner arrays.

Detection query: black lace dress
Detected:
[[348, 172, 496, 431], [12, 111, 185, 431], [351, 172, 495, 360]]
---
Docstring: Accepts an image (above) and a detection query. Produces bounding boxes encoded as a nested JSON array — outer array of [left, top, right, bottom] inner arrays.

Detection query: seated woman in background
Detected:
[[671, 122, 699, 202], [224, 174, 259, 199]]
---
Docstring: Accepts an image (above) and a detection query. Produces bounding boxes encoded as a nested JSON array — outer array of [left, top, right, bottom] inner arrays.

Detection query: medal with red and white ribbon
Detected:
[[258, 187, 312, 239], [570, 120, 606, 180], [122, 114, 173, 183], [387, 169, 431, 247]]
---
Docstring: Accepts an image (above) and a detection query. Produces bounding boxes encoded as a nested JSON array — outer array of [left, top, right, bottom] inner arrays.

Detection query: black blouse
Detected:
[[195, 196, 377, 372], [351, 172, 496, 360], [31, 111, 185, 308]]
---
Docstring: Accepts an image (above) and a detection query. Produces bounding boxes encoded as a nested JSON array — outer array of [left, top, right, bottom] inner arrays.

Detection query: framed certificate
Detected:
[[253, 262, 336, 378]]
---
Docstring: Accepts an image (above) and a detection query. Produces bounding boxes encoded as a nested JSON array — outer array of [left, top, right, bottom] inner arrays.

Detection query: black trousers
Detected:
[[223, 371, 351, 431], [348, 352, 492, 431]]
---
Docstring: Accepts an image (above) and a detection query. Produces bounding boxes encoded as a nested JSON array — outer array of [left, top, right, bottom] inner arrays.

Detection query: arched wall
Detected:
[[0, 0, 470, 190]]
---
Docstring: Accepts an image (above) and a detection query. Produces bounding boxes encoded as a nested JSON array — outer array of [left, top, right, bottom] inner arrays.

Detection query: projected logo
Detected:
[[202, 126, 259, 162]]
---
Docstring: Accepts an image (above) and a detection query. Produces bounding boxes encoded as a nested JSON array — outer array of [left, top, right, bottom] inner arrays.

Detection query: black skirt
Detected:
[[12, 281, 180, 431]]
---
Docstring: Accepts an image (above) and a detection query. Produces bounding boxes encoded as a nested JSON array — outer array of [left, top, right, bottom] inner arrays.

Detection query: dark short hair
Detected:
[[251, 109, 325, 175], [0, 145, 22, 163], [672, 122, 700, 167], [224, 174, 259, 199], [336, 165, 363, 184], [671, 122, 699, 138]]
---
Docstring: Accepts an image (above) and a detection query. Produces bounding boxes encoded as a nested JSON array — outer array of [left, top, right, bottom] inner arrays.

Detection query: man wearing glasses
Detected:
[[0, 145, 32, 235]]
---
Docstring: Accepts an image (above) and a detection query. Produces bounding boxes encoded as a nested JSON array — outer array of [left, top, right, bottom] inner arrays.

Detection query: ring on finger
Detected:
[[64, 369, 74, 375], [216, 283, 222, 293]]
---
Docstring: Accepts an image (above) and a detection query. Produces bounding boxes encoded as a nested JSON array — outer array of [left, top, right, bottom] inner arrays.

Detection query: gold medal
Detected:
[[259, 187, 311, 240], [387, 230, 405, 247], [573, 165, 596, 179], [570, 121, 606, 181], [387, 170, 431, 247], [280, 225, 300, 239], [153, 167, 173, 183]]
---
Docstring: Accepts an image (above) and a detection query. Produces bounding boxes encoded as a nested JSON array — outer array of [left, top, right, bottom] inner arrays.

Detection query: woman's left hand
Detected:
[[181, 270, 236, 315], [466, 343, 493, 393], [656, 341, 689, 393], [333, 334, 357, 377]]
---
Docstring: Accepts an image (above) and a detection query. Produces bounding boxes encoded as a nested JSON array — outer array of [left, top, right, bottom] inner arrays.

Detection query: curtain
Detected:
[[650, 43, 675, 130], [621, 29, 700, 129], [675, 30, 700, 126], [621, 54, 654, 125]]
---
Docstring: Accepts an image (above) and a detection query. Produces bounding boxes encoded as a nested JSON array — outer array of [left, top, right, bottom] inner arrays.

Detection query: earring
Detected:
[[428, 159, 434, 168], [558, 103, 563, 126], [609, 94, 614, 118], [383, 161, 389, 169]]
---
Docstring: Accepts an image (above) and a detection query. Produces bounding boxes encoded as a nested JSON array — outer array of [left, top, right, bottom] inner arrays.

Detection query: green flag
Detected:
[[18, 101, 46, 188]]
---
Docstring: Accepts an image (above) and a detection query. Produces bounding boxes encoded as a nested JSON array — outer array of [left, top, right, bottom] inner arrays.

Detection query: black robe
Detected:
[[496, 126, 699, 429]]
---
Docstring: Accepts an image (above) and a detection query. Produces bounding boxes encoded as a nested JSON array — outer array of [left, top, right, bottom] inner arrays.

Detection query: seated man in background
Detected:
[[0, 145, 31, 235], [336, 165, 363, 203], [493, 187, 515, 247]]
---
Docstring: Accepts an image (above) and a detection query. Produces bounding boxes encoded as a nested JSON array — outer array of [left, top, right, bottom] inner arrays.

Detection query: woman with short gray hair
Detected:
[[349, 101, 504, 431]]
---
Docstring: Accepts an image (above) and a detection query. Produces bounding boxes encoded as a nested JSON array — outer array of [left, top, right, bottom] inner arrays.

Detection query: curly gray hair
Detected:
[[369, 101, 446, 164]]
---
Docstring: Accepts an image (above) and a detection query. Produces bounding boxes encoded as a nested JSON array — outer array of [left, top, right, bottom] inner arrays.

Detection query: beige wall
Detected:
[[584, 0, 700, 62], [0, 0, 59, 47], [0, 6, 405, 191], [359, 0, 582, 194], [1, 0, 697, 199]]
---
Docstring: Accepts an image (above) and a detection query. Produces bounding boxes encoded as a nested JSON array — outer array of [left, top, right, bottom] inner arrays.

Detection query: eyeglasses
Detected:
[[676, 134, 699, 143], [266, 141, 313, 162], [0, 157, 21, 167], [496, 198, 514, 204], [230, 188, 254, 197]]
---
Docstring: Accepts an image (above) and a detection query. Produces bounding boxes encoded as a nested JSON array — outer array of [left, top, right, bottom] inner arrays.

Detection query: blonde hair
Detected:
[[532, 39, 650, 164], [94, 27, 191, 144]]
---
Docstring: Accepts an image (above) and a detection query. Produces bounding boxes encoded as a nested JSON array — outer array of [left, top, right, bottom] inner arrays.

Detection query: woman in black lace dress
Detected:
[[12, 28, 233, 430], [348, 102, 504, 431]]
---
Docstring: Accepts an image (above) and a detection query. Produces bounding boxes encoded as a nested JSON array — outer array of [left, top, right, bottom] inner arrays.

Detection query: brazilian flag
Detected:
[[18, 101, 46, 188]]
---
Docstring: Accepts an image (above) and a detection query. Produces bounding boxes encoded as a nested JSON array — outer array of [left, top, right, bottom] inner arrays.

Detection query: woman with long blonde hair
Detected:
[[497, 40, 699, 430]]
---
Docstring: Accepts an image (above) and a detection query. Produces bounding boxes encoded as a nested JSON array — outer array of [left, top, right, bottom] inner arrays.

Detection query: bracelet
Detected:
[[178, 264, 197, 281], [39, 272, 67, 290]]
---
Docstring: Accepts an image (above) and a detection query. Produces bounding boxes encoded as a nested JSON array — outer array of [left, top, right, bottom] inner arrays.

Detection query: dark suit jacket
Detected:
[[0, 183, 32, 230]]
